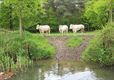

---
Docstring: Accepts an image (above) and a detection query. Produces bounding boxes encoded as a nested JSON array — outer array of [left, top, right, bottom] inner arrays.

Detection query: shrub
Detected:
[[0, 30, 55, 71], [82, 24, 114, 66], [23, 32, 55, 59]]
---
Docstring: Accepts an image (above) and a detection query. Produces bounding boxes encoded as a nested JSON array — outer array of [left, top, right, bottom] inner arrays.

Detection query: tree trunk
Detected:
[[109, 0, 113, 24], [9, 4, 13, 30], [109, 9, 113, 24], [19, 16, 23, 37]]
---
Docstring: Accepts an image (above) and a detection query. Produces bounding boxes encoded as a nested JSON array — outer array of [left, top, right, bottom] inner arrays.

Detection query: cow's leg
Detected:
[[59, 30, 62, 33], [65, 29, 68, 35], [39, 30, 42, 34], [66, 29, 68, 33], [59, 30, 62, 35], [42, 31, 44, 35], [39, 30, 43, 36], [44, 31, 47, 36], [83, 28, 85, 32], [48, 29, 50, 34], [81, 28, 84, 33], [72, 29, 74, 33], [73, 29, 76, 33], [62, 31, 64, 35], [46, 30, 50, 36]]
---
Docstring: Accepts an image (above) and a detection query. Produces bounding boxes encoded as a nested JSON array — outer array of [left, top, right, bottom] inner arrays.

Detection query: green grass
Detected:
[[0, 30, 55, 71], [67, 37, 83, 48], [34, 30, 100, 37], [82, 24, 114, 66], [24, 32, 55, 59]]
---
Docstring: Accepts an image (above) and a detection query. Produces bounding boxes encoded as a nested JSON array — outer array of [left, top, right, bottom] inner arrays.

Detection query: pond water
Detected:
[[10, 60, 114, 80]]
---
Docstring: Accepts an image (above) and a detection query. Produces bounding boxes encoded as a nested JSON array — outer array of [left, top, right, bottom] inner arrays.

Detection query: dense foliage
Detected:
[[84, 0, 114, 30], [0, 30, 55, 71], [0, 0, 84, 32], [82, 24, 114, 66], [0, 0, 46, 36], [44, 0, 84, 30], [0, 0, 114, 32]]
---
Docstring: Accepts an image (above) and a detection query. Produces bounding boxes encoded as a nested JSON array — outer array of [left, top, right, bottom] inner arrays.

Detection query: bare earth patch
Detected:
[[47, 35, 94, 61]]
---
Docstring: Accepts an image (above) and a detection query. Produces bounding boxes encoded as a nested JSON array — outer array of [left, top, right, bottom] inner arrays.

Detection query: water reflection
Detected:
[[10, 60, 114, 80]]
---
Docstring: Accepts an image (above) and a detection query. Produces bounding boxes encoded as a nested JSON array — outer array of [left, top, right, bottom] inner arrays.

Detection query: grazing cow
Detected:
[[36, 25, 50, 34], [59, 25, 68, 34], [70, 24, 85, 33]]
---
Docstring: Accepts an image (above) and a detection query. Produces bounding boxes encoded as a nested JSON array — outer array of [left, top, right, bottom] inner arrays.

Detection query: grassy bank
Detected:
[[82, 24, 114, 66], [0, 30, 55, 72], [41, 30, 100, 37]]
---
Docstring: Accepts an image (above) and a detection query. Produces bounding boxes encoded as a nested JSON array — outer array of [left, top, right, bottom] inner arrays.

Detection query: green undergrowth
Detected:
[[82, 24, 114, 66], [0, 30, 55, 71]]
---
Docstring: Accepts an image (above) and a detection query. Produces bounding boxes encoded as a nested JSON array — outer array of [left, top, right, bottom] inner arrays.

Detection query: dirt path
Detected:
[[47, 35, 94, 61]]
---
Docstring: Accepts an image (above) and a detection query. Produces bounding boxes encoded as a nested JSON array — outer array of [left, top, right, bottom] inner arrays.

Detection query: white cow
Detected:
[[59, 25, 68, 34], [70, 24, 85, 33], [36, 25, 50, 34]]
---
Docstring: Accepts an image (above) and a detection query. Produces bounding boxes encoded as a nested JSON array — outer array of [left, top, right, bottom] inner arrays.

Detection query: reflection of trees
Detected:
[[34, 60, 87, 79], [11, 60, 54, 80], [50, 61, 87, 76], [12, 60, 114, 80], [86, 63, 114, 80]]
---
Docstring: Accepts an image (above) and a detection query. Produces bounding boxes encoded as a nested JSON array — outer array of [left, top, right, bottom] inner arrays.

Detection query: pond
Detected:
[[9, 60, 114, 80]]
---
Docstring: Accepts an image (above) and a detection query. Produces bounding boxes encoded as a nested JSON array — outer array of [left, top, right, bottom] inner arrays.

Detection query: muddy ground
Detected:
[[47, 35, 94, 61]]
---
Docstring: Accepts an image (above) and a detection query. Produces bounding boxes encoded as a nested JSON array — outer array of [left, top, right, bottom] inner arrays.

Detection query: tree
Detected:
[[0, 0, 14, 30], [1, 0, 85, 32], [26, 0, 85, 32], [2, 0, 46, 36], [84, 0, 114, 30]]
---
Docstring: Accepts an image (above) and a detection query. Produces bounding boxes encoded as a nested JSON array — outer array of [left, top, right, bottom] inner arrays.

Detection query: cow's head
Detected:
[[69, 24, 73, 29], [36, 25, 40, 29]]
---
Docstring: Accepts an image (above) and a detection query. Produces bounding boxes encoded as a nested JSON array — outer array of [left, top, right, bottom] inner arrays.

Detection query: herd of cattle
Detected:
[[36, 24, 85, 34]]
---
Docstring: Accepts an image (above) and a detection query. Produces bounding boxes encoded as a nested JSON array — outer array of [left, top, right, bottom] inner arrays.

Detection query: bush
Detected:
[[0, 30, 55, 71], [23, 32, 55, 59], [82, 24, 114, 66]]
